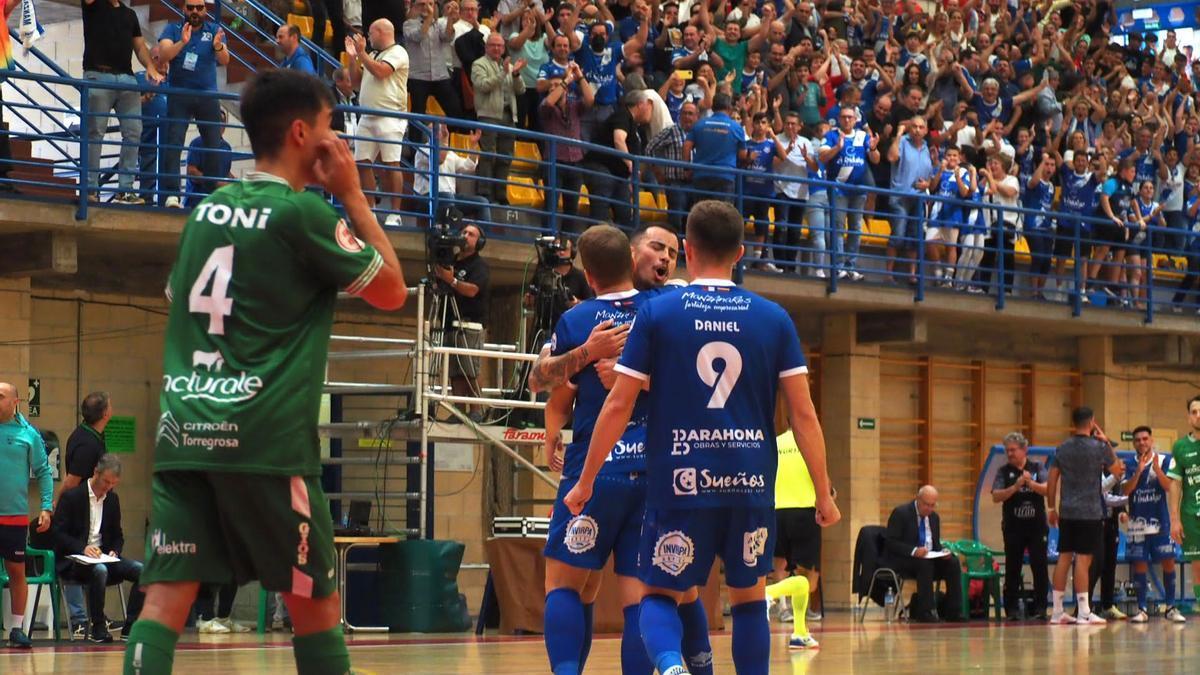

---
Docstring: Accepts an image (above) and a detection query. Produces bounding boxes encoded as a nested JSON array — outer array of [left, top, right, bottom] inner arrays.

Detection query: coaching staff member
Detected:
[[991, 432, 1049, 620], [433, 222, 491, 421], [62, 391, 113, 492], [883, 485, 963, 622]]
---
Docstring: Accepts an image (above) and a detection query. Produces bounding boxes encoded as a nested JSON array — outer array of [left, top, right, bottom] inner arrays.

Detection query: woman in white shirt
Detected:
[[977, 154, 1020, 294], [414, 125, 494, 226]]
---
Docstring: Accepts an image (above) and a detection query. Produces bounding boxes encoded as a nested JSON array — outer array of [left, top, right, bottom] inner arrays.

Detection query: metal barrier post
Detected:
[[77, 81, 90, 219], [429, 122, 439, 226], [993, 219, 1006, 311], [1145, 241, 1154, 324], [632, 155, 642, 232], [1072, 224, 1083, 317], [547, 138, 559, 233], [914, 196, 925, 303]]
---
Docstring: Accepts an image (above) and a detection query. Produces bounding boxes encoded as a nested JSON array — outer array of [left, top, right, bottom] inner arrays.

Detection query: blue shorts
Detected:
[[637, 505, 775, 591], [1127, 532, 1176, 562], [544, 472, 646, 577]]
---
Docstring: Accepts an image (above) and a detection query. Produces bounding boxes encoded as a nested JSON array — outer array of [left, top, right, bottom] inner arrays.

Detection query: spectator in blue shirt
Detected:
[[184, 110, 234, 207], [885, 115, 935, 283], [157, 0, 230, 208], [683, 93, 746, 204], [577, 14, 647, 143], [1172, 194, 1200, 312], [820, 106, 879, 280], [136, 46, 169, 204], [276, 24, 316, 75]]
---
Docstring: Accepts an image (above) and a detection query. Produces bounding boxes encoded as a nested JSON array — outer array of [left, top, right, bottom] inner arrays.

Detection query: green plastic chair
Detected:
[[0, 546, 62, 641], [954, 539, 1003, 621]]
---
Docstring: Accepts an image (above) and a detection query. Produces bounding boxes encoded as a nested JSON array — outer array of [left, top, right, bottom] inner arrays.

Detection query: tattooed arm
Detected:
[[527, 320, 630, 393]]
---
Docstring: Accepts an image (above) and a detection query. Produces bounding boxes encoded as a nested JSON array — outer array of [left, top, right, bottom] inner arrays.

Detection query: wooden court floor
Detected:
[[2, 612, 1198, 673]]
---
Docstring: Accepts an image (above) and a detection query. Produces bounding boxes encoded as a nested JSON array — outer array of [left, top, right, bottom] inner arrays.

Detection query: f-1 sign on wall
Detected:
[[1113, 0, 1200, 33]]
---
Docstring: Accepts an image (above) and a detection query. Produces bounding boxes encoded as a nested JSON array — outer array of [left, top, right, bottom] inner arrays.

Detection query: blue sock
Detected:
[[621, 604, 653, 675], [579, 603, 595, 672], [544, 588, 584, 675], [678, 599, 714, 675], [1165, 570, 1177, 607], [1134, 571, 1148, 610], [730, 600, 770, 675], [640, 594, 686, 675]]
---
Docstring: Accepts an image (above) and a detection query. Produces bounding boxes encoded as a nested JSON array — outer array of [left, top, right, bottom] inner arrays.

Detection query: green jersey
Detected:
[[1167, 434, 1200, 518], [155, 172, 383, 476]]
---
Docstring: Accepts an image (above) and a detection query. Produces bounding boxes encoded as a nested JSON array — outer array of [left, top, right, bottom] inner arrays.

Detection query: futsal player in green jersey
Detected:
[[123, 69, 407, 675], [1168, 395, 1200, 608]]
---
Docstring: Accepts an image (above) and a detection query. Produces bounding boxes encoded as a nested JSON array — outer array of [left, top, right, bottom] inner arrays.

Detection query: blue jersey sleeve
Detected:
[[615, 302, 653, 381], [1103, 178, 1118, 197]]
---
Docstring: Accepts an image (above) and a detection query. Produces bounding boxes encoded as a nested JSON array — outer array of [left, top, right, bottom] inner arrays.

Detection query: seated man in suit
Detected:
[[53, 453, 145, 643], [883, 485, 964, 622]]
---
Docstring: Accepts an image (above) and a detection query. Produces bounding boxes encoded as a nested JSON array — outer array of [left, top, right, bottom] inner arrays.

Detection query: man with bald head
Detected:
[[347, 19, 410, 224], [883, 485, 963, 622], [0, 382, 53, 648]]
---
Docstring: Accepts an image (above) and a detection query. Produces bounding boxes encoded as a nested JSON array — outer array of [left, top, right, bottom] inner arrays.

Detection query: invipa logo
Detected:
[[652, 530, 695, 576], [564, 515, 599, 554], [157, 412, 180, 448], [150, 529, 197, 555]]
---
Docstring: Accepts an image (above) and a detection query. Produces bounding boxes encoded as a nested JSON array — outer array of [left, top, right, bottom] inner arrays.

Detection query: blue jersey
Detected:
[[1059, 167, 1100, 222], [1015, 147, 1039, 189], [821, 128, 870, 194], [1023, 178, 1056, 230], [1119, 148, 1160, 186], [931, 168, 969, 225], [576, 44, 623, 106], [961, 181, 988, 236], [1190, 196, 1200, 251], [537, 59, 578, 97], [549, 290, 650, 478], [744, 138, 777, 197], [136, 71, 168, 123], [971, 93, 1013, 126], [1103, 177, 1137, 225], [159, 20, 222, 91], [665, 90, 685, 124], [687, 113, 747, 179], [616, 280, 808, 509], [281, 47, 317, 74], [1125, 454, 1172, 536]]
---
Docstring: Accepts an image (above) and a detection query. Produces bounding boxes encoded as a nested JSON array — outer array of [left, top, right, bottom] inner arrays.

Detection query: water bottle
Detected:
[[884, 587, 896, 621], [1018, 597, 1027, 621]]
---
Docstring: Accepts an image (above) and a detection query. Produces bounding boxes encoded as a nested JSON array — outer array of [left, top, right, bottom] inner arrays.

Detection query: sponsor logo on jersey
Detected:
[[673, 468, 698, 495], [151, 529, 198, 556], [697, 470, 766, 492], [742, 527, 768, 566], [607, 439, 644, 462], [157, 412, 181, 448], [334, 219, 366, 253], [193, 203, 272, 229], [157, 411, 241, 450], [693, 320, 740, 332], [1013, 503, 1037, 519], [679, 291, 750, 313], [672, 428, 766, 442], [564, 515, 599, 553], [297, 522, 311, 565], [162, 349, 264, 404], [652, 530, 694, 576]]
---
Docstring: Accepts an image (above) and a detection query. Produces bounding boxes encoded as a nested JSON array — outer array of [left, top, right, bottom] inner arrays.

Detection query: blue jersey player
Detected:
[[1122, 426, 1186, 623], [534, 225, 713, 675], [565, 201, 840, 675]]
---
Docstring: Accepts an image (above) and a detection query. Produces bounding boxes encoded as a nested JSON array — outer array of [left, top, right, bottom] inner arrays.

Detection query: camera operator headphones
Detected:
[[467, 224, 487, 253], [555, 234, 577, 261]]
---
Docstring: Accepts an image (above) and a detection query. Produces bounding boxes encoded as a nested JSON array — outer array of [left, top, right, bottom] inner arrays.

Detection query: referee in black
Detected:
[[990, 432, 1050, 620]]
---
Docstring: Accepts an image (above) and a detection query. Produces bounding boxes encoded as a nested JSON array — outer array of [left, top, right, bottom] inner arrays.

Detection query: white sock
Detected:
[[11, 614, 24, 630], [1052, 590, 1064, 615], [1077, 593, 1091, 617]]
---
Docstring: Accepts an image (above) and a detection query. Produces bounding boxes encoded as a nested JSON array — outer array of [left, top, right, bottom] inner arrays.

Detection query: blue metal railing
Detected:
[[2, 69, 1199, 324]]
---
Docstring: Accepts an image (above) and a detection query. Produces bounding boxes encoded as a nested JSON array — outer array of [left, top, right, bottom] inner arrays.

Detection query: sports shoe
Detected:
[[217, 617, 253, 633], [788, 634, 820, 650], [1165, 607, 1187, 623], [1130, 609, 1149, 623], [164, 196, 182, 208], [71, 623, 88, 640], [836, 270, 849, 279], [7, 627, 32, 648], [1079, 613, 1107, 625], [1101, 606, 1127, 621], [813, 269, 827, 279], [806, 609, 823, 621], [89, 625, 114, 643], [848, 271, 865, 281], [113, 192, 145, 205], [384, 214, 402, 226], [197, 618, 231, 634], [1049, 612, 1077, 625], [778, 606, 794, 622]]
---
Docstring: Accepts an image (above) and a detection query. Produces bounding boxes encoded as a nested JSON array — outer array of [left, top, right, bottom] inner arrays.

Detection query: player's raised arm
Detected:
[[563, 373, 641, 514], [780, 373, 839, 527]]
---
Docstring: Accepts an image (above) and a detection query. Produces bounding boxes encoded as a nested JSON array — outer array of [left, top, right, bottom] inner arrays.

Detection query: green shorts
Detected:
[[1184, 515, 1200, 561], [142, 471, 337, 599]]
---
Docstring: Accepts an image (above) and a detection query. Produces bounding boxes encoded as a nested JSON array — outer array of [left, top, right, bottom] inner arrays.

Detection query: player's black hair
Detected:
[[1132, 425, 1153, 437], [81, 391, 110, 425], [686, 200, 743, 262], [1071, 406, 1094, 428], [630, 223, 677, 247], [240, 69, 334, 158], [712, 93, 733, 113], [578, 224, 632, 288], [1189, 394, 1200, 411]]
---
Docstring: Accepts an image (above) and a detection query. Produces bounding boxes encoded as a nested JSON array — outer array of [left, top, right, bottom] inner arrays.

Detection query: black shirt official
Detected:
[[990, 436, 1050, 619], [65, 425, 106, 483], [446, 252, 491, 323]]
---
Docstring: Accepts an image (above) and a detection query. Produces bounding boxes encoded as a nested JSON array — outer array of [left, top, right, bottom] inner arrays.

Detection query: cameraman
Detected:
[[526, 236, 593, 326], [433, 223, 491, 421]]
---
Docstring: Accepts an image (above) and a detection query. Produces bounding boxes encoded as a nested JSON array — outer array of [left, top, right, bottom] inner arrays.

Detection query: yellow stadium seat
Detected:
[[862, 218, 892, 247], [448, 133, 473, 151], [640, 190, 666, 224], [426, 96, 446, 117], [287, 13, 313, 40], [341, 51, 352, 69], [512, 141, 542, 174], [507, 176, 545, 209]]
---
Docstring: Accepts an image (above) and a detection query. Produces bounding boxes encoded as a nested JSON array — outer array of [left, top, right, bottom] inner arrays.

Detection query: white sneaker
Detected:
[[384, 214, 402, 226], [164, 196, 182, 208], [760, 262, 783, 273], [217, 617, 253, 633], [113, 192, 145, 205], [1049, 612, 1077, 625], [778, 606, 794, 622], [1130, 609, 1149, 623], [1079, 613, 1107, 625], [197, 618, 231, 634], [836, 270, 849, 279], [848, 271, 865, 281], [813, 269, 827, 279], [1165, 607, 1187, 623], [788, 634, 819, 650]]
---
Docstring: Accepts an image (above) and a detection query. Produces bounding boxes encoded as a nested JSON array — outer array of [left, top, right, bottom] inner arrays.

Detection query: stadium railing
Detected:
[[2, 68, 1198, 324]]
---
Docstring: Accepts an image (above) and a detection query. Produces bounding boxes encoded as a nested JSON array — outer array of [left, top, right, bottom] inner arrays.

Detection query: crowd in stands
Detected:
[[70, 0, 1200, 309]]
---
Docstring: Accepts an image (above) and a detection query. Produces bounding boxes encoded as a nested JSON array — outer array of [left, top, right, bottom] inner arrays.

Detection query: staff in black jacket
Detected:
[[883, 485, 963, 622], [991, 432, 1050, 620], [53, 453, 145, 643]]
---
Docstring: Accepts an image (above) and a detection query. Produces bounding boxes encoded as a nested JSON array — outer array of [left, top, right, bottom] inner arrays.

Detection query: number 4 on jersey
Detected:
[[697, 341, 742, 408], [189, 245, 235, 335]]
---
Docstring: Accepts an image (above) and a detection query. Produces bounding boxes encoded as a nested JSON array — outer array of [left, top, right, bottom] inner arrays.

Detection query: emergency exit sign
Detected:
[[857, 418, 877, 431]]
